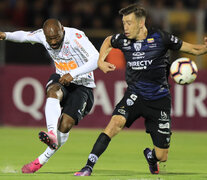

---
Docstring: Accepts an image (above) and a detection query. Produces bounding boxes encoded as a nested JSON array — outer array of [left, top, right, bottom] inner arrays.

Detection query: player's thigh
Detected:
[[144, 96, 172, 149], [62, 85, 94, 125], [112, 90, 141, 128]]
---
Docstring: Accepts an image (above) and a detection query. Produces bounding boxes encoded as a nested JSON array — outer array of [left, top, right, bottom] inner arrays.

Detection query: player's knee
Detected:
[[59, 121, 73, 133], [58, 114, 75, 133], [47, 84, 63, 100], [111, 115, 126, 129]]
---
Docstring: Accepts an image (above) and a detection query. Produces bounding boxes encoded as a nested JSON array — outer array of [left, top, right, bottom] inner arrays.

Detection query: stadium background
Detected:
[[0, 0, 207, 130], [0, 1, 207, 179]]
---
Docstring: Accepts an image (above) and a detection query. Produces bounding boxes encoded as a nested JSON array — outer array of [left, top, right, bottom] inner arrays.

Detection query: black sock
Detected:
[[86, 133, 111, 169]]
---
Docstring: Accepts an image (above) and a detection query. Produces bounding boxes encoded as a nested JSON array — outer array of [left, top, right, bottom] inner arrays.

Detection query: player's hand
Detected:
[[0, 32, 6, 40], [59, 73, 73, 86], [98, 61, 116, 73]]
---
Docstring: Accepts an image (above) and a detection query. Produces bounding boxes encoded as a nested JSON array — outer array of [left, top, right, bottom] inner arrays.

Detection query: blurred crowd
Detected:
[[0, 0, 207, 32], [0, 0, 207, 68]]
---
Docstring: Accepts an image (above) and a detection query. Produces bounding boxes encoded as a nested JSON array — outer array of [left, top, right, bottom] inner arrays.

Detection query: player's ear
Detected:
[[139, 18, 145, 27]]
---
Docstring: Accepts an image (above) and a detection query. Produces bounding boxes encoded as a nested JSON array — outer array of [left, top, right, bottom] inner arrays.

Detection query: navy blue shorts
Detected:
[[113, 89, 172, 149]]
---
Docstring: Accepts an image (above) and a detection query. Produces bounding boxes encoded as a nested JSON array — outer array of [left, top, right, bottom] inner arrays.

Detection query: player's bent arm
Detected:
[[98, 36, 116, 73], [59, 53, 99, 85], [69, 53, 99, 78], [180, 39, 207, 56], [98, 36, 113, 63]]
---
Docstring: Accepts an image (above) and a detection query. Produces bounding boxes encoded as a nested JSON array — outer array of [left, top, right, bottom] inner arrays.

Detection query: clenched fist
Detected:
[[0, 32, 6, 40], [98, 61, 116, 74], [59, 73, 73, 86]]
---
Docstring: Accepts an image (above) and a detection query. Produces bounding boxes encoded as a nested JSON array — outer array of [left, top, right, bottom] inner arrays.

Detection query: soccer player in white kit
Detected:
[[0, 19, 99, 173]]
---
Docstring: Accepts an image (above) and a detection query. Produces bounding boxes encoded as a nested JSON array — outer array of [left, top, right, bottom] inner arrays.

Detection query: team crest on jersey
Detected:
[[133, 42, 142, 51], [62, 45, 70, 56]]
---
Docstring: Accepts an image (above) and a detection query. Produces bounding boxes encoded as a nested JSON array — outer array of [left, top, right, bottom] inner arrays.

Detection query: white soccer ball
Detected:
[[170, 57, 198, 85]]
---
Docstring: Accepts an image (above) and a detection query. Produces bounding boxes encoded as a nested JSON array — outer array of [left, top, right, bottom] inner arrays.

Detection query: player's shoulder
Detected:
[[111, 33, 130, 48], [111, 33, 126, 41], [148, 27, 172, 41], [147, 27, 164, 37], [28, 29, 44, 36], [64, 27, 85, 38]]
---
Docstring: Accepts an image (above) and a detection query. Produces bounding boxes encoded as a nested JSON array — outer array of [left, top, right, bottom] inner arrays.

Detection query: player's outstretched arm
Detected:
[[98, 36, 116, 73], [0, 32, 6, 40], [180, 37, 207, 56]]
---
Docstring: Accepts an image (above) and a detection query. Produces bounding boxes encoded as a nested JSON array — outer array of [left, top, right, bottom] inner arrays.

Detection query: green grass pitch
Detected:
[[0, 127, 207, 180]]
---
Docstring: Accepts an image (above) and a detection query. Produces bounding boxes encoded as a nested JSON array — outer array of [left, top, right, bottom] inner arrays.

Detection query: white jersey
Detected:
[[5, 27, 99, 88]]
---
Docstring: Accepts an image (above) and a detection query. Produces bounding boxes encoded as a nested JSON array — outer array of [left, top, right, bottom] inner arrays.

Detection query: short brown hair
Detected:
[[119, 3, 147, 18]]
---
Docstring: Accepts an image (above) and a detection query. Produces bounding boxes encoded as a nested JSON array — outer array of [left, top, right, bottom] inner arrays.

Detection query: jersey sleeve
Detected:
[[69, 31, 99, 78], [74, 31, 99, 59], [111, 34, 123, 49], [5, 29, 44, 44], [161, 30, 183, 51]]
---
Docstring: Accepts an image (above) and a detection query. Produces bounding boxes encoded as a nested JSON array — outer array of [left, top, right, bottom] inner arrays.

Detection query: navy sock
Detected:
[[149, 149, 159, 164], [86, 133, 111, 169]]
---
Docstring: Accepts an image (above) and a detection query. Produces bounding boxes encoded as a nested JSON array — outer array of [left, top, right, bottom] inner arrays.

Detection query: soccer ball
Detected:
[[170, 57, 198, 85]]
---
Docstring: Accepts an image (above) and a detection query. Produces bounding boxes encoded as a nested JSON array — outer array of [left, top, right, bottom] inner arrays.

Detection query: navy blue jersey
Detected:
[[111, 28, 182, 100]]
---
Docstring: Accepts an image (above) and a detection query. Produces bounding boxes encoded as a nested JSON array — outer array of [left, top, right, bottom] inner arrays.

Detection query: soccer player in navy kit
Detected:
[[75, 4, 207, 176]]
